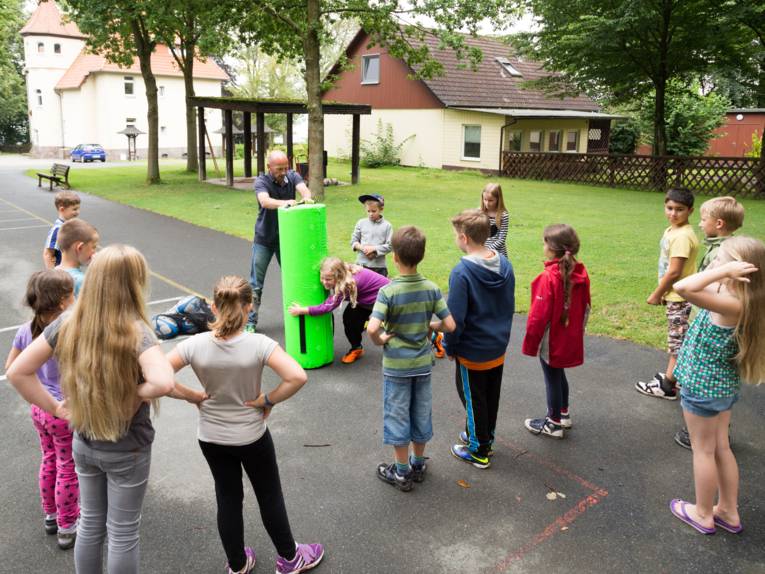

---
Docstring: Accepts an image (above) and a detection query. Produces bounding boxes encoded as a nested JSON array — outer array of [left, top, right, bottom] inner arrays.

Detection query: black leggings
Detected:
[[540, 358, 569, 422], [343, 304, 373, 349], [199, 430, 295, 570]]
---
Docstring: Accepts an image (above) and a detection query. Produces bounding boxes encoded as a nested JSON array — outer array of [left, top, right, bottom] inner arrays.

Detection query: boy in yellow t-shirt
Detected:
[[636, 187, 699, 400]]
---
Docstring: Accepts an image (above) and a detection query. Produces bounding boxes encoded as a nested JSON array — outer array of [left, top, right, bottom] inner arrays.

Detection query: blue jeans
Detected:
[[540, 358, 569, 422], [248, 242, 281, 325], [72, 440, 152, 574], [382, 374, 433, 446], [681, 388, 739, 417]]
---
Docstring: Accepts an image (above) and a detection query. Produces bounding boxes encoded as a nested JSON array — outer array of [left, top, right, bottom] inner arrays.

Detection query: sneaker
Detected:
[[524, 417, 564, 439], [44, 514, 58, 535], [226, 547, 256, 574], [674, 427, 692, 450], [432, 332, 445, 359], [458, 431, 495, 457], [376, 462, 413, 492], [244, 323, 257, 334], [409, 459, 427, 483], [275, 543, 325, 574], [341, 348, 364, 364], [635, 376, 677, 400], [57, 520, 77, 550], [560, 413, 572, 429], [450, 444, 491, 469]]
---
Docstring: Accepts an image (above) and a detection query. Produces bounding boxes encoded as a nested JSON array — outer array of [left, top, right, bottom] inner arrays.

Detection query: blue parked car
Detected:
[[71, 144, 106, 163]]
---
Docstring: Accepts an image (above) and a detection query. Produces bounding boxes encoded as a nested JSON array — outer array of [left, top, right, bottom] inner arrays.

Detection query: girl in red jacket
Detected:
[[522, 224, 591, 439]]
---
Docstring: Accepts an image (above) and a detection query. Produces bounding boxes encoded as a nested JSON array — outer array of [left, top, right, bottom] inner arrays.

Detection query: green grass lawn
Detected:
[[28, 159, 765, 349]]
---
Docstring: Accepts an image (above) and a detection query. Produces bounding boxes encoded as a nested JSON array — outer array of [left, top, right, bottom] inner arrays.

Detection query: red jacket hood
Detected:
[[543, 259, 589, 285]]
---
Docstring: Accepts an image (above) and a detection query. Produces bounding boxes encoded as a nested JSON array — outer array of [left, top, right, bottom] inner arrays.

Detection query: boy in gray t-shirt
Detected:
[[351, 194, 393, 277]]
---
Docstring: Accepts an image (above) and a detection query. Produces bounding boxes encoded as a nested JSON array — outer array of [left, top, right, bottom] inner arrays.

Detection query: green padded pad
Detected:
[[278, 203, 333, 368]]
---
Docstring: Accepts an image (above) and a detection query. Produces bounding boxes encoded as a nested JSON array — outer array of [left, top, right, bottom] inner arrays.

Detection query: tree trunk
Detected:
[[183, 51, 198, 173], [131, 19, 160, 184], [303, 0, 324, 200], [653, 78, 667, 157]]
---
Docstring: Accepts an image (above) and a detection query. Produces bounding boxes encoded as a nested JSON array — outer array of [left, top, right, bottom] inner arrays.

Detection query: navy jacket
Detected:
[[444, 255, 515, 362]]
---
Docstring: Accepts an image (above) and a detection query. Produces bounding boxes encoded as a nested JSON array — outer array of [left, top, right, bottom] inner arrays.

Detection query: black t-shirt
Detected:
[[253, 170, 304, 247]]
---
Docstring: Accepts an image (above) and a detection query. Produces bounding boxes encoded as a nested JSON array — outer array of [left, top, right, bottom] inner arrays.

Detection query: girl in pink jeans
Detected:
[[5, 270, 78, 549]]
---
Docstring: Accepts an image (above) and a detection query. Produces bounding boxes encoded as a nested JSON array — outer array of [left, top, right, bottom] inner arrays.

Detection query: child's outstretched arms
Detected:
[[288, 303, 309, 316]]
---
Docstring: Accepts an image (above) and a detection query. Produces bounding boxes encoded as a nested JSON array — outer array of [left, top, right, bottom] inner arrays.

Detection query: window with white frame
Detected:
[[548, 130, 561, 152], [37, 42, 44, 53], [158, 85, 165, 97], [361, 54, 380, 84], [54, 43, 61, 54], [495, 57, 523, 77], [566, 130, 579, 152], [529, 130, 542, 152], [508, 130, 522, 152], [463, 125, 481, 160], [124, 76, 134, 96], [36, 89, 42, 106]]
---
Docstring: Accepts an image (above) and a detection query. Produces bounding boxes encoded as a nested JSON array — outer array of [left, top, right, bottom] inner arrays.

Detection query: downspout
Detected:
[[56, 89, 65, 159], [498, 117, 517, 175]]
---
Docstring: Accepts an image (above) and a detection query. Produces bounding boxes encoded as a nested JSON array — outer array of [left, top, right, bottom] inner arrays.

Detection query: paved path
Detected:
[[0, 163, 763, 573]]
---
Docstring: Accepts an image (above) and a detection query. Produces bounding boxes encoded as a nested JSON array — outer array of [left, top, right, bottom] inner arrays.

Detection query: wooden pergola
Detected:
[[189, 97, 372, 187]]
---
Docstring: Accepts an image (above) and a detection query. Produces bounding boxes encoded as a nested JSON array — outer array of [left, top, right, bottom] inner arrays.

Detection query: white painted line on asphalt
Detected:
[[0, 224, 50, 231], [147, 296, 183, 306], [0, 217, 38, 223], [0, 324, 22, 334], [0, 374, 6, 382]]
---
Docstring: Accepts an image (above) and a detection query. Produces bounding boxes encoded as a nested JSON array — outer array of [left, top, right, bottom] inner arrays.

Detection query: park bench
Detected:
[[37, 163, 71, 191]]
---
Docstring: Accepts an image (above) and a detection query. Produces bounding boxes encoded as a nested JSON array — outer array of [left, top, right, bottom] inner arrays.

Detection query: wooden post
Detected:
[[256, 112, 266, 175], [286, 113, 294, 168], [197, 106, 206, 181], [224, 109, 234, 187], [351, 114, 360, 184], [243, 112, 252, 178]]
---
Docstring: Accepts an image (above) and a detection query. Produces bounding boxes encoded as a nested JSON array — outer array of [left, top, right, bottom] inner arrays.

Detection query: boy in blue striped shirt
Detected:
[[368, 226, 455, 491]]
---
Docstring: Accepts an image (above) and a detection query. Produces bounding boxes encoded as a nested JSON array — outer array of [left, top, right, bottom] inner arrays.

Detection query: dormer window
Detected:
[[37, 42, 44, 53], [495, 57, 522, 77], [54, 43, 61, 54], [361, 54, 380, 85]]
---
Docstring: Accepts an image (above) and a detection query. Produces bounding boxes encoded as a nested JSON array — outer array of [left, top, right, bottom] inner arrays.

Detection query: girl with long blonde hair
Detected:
[[7, 245, 175, 573], [169, 276, 324, 574], [669, 236, 765, 535], [480, 183, 509, 258], [288, 256, 389, 364]]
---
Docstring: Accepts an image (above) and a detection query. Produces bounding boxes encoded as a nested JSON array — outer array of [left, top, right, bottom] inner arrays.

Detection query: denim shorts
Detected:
[[681, 389, 739, 418], [383, 373, 433, 446]]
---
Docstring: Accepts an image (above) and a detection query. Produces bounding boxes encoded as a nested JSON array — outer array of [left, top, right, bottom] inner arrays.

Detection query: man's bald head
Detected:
[[267, 150, 290, 182]]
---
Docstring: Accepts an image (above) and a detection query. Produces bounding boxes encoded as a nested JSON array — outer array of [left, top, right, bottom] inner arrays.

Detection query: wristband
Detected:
[[264, 393, 275, 408]]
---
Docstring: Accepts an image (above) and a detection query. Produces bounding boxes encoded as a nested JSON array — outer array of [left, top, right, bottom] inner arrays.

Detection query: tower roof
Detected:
[[20, 1, 86, 40]]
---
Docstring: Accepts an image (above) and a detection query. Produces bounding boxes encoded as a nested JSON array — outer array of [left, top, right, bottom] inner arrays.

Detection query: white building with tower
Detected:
[[21, 0, 228, 159]]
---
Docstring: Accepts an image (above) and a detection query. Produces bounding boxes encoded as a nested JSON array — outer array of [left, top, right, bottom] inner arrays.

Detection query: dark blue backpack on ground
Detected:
[[151, 295, 215, 340]]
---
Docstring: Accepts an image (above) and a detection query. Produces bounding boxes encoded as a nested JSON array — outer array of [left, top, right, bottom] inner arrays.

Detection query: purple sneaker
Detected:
[[226, 546, 256, 574], [275, 543, 325, 574]]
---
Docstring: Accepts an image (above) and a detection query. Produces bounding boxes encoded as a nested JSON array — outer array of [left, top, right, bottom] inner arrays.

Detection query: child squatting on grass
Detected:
[[522, 224, 591, 439], [5, 270, 79, 550], [668, 236, 765, 535], [288, 257, 390, 364], [367, 226, 456, 492]]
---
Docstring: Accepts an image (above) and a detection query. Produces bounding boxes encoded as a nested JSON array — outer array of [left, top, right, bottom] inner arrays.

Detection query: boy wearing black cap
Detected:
[[351, 194, 393, 277]]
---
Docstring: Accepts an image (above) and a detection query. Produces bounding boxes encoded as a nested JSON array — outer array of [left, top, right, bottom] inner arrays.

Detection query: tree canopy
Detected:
[[0, 0, 29, 148]]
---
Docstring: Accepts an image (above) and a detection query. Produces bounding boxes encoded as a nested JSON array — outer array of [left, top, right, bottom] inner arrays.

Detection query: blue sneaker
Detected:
[[459, 431, 495, 457], [376, 462, 413, 491], [450, 444, 491, 469], [409, 457, 427, 483]]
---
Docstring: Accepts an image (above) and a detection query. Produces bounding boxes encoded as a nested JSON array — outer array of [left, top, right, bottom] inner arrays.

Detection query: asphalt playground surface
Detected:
[[0, 159, 763, 573]]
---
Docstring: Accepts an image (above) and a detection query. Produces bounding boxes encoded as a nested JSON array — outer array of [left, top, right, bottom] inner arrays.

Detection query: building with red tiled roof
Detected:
[[323, 29, 619, 172], [22, 0, 228, 159]]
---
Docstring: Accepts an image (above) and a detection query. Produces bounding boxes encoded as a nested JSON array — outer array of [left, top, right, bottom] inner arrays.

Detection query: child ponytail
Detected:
[[543, 224, 581, 326], [211, 276, 252, 339], [24, 269, 74, 338], [321, 257, 360, 308]]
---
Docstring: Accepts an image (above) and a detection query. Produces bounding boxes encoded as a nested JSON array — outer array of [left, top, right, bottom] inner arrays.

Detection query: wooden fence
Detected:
[[500, 152, 765, 198]]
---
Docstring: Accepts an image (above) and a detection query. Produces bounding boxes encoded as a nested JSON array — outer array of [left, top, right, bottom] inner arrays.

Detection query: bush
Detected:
[[233, 142, 309, 162], [360, 120, 414, 168], [745, 130, 762, 159], [609, 118, 641, 154]]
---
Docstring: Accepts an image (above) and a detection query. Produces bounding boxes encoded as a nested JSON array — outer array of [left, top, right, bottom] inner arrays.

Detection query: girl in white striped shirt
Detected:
[[481, 183, 509, 258]]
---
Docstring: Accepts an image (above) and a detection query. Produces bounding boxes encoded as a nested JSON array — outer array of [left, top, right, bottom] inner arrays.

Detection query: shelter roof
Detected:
[[189, 96, 371, 115]]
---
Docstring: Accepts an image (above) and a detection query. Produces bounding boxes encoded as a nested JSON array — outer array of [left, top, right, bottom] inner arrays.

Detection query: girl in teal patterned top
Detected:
[[668, 237, 765, 536]]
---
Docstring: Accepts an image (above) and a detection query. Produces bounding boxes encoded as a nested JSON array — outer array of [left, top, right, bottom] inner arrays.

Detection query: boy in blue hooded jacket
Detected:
[[444, 209, 515, 469]]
